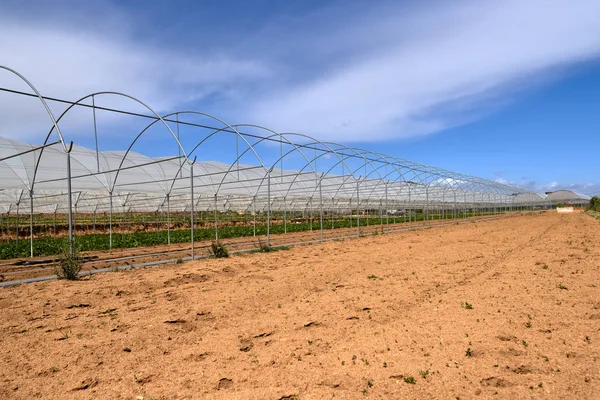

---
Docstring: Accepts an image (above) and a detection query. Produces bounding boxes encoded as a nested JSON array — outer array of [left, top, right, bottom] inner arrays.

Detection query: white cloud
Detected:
[[244, 0, 600, 141], [494, 177, 600, 196], [0, 6, 269, 143], [2, 0, 600, 148]]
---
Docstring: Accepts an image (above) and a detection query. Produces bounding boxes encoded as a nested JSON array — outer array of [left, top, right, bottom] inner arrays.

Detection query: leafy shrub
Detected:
[[588, 196, 600, 212], [209, 241, 229, 258], [54, 247, 83, 280], [256, 239, 273, 252]]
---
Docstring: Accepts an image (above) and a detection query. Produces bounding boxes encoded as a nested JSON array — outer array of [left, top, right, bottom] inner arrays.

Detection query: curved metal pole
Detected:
[[33, 91, 189, 194]]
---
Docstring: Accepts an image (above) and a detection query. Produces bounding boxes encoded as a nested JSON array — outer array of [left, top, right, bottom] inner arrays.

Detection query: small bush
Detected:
[[256, 239, 272, 253], [461, 301, 473, 310], [588, 196, 600, 212], [209, 241, 229, 258], [55, 247, 83, 280]]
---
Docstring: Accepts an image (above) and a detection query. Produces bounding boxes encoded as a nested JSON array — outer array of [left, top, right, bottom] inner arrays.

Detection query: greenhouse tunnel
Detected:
[[0, 65, 550, 265]]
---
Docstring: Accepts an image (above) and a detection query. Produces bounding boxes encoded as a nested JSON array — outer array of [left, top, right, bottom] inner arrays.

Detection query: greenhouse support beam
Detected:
[[357, 178, 361, 238], [190, 160, 195, 260], [66, 142, 74, 257], [331, 198, 334, 230], [453, 192, 457, 222], [379, 199, 383, 233], [214, 194, 218, 242], [385, 183, 389, 232], [283, 196, 287, 234], [109, 192, 113, 249], [309, 198, 313, 232], [442, 192, 445, 226], [425, 186, 429, 226], [29, 190, 34, 258], [167, 194, 171, 245], [16, 202, 19, 248], [408, 185, 412, 225], [319, 173, 324, 242], [252, 196, 256, 237], [267, 168, 272, 247]]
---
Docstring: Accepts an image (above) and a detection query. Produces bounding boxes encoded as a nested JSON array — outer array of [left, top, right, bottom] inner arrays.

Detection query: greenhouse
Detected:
[[0, 65, 549, 268], [545, 190, 591, 207]]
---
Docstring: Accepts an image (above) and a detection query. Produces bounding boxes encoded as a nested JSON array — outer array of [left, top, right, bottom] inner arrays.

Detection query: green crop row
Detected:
[[0, 211, 497, 259]]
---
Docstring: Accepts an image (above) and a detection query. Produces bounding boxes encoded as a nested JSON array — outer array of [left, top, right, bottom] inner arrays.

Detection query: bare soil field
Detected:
[[0, 216, 458, 283], [1, 211, 599, 399]]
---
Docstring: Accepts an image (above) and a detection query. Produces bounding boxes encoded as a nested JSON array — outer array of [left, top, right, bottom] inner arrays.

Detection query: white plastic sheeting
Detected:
[[0, 137, 546, 215]]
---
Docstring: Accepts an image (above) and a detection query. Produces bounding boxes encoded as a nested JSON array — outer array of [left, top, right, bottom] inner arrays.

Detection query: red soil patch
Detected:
[[1, 212, 599, 399]]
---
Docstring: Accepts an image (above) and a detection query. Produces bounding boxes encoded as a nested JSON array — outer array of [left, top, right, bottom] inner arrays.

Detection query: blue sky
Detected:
[[1, 0, 599, 196]]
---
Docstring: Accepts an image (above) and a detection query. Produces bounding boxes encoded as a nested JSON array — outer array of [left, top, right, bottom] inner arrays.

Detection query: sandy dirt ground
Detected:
[[0, 215, 464, 282], [0, 211, 599, 399]]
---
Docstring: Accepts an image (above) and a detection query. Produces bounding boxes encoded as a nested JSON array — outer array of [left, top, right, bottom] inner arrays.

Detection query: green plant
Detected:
[[403, 376, 416, 384], [588, 196, 600, 211], [465, 347, 472, 357], [557, 283, 568, 290], [54, 247, 83, 280], [209, 241, 229, 258], [461, 301, 473, 310], [256, 239, 272, 252], [542, 264, 548, 270], [367, 274, 378, 280], [419, 369, 430, 379]]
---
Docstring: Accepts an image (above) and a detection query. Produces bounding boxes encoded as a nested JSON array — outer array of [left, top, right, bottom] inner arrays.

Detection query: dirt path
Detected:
[[0, 212, 598, 399]]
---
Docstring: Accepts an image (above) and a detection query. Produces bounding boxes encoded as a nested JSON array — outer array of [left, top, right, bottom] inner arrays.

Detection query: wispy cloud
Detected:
[[2, 0, 600, 146], [243, 0, 600, 141], [0, 2, 269, 142], [495, 177, 600, 196]]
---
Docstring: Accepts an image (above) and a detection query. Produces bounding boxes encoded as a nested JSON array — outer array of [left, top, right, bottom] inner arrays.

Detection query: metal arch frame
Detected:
[[349, 149, 431, 188], [28, 92, 188, 197], [272, 133, 357, 200], [213, 125, 316, 199], [211, 127, 356, 204], [0, 66, 546, 231], [264, 133, 370, 202], [338, 148, 418, 201], [313, 142, 385, 202], [154, 112, 268, 197]]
